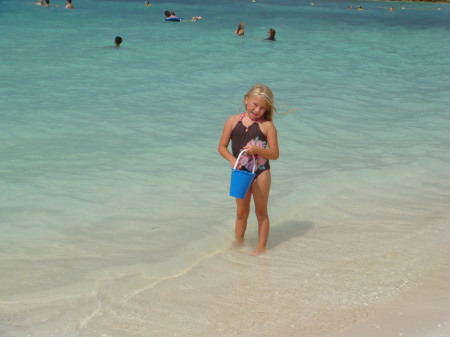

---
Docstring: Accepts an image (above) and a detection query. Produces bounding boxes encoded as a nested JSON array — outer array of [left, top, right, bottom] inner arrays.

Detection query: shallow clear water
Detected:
[[1, 0, 449, 336]]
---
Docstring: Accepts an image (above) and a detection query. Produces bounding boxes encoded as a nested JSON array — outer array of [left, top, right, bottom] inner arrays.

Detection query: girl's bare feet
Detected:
[[249, 247, 266, 256], [232, 238, 245, 247]]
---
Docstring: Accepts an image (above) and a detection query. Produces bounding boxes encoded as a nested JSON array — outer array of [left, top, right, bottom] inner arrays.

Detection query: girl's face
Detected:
[[245, 94, 268, 120]]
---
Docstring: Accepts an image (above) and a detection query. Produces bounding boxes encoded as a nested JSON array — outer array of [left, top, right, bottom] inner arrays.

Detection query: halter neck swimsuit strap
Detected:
[[239, 113, 259, 123]]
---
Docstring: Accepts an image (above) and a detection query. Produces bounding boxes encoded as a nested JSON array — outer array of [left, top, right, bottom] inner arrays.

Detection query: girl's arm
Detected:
[[218, 116, 238, 167], [243, 121, 279, 160]]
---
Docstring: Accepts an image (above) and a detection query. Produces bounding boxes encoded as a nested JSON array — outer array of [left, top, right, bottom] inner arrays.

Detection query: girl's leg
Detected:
[[250, 170, 271, 254], [235, 189, 252, 243]]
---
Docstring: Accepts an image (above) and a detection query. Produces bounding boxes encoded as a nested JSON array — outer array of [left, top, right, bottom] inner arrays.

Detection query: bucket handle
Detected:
[[234, 150, 257, 174]]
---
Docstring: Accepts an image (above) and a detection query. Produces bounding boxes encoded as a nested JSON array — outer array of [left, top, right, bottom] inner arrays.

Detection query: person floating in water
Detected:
[[256, 28, 276, 41], [42, 0, 50, 7], [105, 36, 122, 47], [65, 0, 74, 8], [145, 1, 151, 6], [164, 10, 180, 20], [389, 6, 395, 11], [266, 28, 276, 41], [114, 36, 122, 47], [105, 36, 122, 48], [235, 22, 245, 36]]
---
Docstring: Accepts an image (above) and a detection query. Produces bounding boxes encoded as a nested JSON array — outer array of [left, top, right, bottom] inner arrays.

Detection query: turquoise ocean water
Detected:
[[1, 0, 449, 336]]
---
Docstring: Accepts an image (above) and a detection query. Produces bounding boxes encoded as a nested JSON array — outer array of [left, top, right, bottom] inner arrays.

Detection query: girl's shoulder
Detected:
[[226, 113, 242, 124], [258, 119, 277, 133], [224, 113, 242, 131]]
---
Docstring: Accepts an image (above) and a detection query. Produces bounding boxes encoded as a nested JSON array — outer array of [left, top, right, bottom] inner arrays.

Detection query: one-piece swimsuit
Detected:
[[231, 113, 270, 176]]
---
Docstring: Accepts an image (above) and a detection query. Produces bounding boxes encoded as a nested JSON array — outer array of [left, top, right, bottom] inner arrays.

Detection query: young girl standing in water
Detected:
[[218, 83, 279, 255]]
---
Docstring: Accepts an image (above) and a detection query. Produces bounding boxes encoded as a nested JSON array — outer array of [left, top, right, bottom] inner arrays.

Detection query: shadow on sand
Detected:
[[269, 220, 314, 249]]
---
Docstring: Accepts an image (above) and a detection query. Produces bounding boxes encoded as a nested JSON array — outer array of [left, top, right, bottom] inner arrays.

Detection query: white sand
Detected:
[[77, 230, 450, 337], [330, 246, 450, 337]]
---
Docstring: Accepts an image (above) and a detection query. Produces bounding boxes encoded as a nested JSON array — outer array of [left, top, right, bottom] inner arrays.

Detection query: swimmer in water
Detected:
[[235, 22, 245, 36], [114, 36, 122, 47], [266, 28, 276, 41], [256, 28, 276, 41]]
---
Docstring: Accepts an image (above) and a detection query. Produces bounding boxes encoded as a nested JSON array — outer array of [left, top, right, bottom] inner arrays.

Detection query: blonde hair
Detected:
[[244, 83, 276, 121]]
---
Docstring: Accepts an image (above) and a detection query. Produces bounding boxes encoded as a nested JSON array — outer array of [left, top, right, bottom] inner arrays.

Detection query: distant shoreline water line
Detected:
[[378, 0, 449, 4]]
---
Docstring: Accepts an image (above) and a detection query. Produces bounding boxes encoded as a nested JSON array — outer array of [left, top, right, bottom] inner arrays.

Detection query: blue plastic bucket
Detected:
[[229, 150, 256, 199]]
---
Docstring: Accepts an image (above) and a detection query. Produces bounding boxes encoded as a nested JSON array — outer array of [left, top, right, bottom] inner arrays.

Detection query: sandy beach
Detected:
[[331, 245, 450, 337], [75, 233, 450, 337]]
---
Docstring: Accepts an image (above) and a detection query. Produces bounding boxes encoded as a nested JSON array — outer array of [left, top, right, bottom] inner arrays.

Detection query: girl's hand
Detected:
[[242, 145, 259, 156]]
